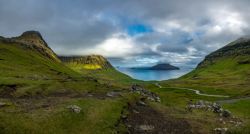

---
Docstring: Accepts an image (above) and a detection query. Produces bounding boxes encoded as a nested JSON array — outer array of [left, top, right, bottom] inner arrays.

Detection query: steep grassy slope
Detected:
[[3, 31, 60, 62], [60, 55, 140, 87], [164, 37, 250, 97], [0, 32, 136, 133], [0, 32, 110, 97]]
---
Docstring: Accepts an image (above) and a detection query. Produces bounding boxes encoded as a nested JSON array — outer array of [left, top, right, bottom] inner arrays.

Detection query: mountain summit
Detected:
[[0, 31, 60, 62]]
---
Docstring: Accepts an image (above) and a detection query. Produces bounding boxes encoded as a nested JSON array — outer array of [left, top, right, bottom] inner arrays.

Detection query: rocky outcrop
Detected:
[[0, 31, 60, 62], [186, 100, 232, 117], [66, 105, 81, 113], [59, 55, 113, 69], [197, 36, 250, 68], [131, 84, 161, 102]]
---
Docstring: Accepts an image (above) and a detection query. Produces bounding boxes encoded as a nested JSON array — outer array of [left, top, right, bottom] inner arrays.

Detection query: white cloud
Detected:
[[80, 33, 144, 57], [208, 8, 248, 35]]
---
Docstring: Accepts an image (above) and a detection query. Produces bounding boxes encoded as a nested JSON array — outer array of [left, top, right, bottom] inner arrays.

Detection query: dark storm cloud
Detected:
[[0, 0, 250, 66]]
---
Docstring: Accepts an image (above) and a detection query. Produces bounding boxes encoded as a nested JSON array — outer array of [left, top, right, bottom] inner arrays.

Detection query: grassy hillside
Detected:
[[163, 38, 250, 97], [1, 31, 250, 133], [59, 55, 113, 70], [0, 40, 107, 97], [60, 55, 141, 88], [0, 33, 137, 134]]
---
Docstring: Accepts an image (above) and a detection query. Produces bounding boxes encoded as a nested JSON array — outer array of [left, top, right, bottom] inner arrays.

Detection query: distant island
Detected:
[[131, 63, 180, 70]]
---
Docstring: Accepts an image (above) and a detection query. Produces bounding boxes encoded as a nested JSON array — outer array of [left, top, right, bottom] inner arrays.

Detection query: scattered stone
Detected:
[[106, 91, 120, 97], [87, 94, 93, 97], [138, 125, 154, 131], [222, 110, 231, 118], [127, 124, 132, 128], [131, 84, 161, 102], [0, 102, 10, 108], [66, 105, 81, 113], [121, 115, 127, 119], [213, 128, 228, 134], [132, 109, 139, 114], [137, 100, 147, 106], [229, 120, 243, 127]]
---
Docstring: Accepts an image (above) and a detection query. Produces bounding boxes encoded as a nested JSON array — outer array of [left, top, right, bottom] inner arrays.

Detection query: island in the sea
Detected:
[[131, 63, 180, 70]]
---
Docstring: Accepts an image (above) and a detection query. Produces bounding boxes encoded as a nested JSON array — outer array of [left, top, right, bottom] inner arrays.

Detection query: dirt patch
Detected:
[[123, 99, 193, 134], [0, 84, 18, 98]]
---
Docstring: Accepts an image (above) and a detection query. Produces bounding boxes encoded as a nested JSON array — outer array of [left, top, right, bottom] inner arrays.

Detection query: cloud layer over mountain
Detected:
[[1, 0, 250, 67]]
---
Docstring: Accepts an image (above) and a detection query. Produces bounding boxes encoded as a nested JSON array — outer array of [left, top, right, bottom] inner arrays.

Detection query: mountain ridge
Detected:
[[0, 31, 60, 62], [197, 37, 250, 69], [59, 55, 113, 70]]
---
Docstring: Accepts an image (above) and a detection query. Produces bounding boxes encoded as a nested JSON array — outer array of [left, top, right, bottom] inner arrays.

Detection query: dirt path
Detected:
[[123, 99, 193, 134], [155, 83, 230, 98], [216, 96, 250, 104]]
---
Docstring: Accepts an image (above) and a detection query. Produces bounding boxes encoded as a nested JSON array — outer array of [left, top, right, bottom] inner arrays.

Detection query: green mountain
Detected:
[[2, 31, 60, 62], [0, 31, 134, 134], [169, 37, 250, 96], [59, 55, 138, 87], [0, 31, 108, 97], [59, 55, 113, 70]]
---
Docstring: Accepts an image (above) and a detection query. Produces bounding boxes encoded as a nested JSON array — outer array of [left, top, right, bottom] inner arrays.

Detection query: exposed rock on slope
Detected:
[[0, 31, 60, 62], [59, 55, 113, 70]]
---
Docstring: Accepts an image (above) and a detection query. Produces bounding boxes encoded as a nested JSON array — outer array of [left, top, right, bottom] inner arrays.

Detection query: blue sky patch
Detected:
[[127, 24, 153, 36]]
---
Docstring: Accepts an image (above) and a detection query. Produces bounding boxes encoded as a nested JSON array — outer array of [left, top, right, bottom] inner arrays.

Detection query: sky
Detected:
[[1, 0, 250, 67]]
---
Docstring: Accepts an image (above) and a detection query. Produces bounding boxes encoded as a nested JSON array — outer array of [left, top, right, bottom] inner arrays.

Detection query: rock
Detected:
[[0, 102, 9, 108], [121, 115, 127, 119], [222, 110, 231, 118], [138, 125, 154, 131], [137, 101, 147, 106], [213, 128, 228, 134], [87, 94, 93, 97], [132, 109, 139, 114], [127, 124, 132, 128], [67, 105, 81, 113], [212, 103, 222, 113], [131, 84, 161, 102], [106, 91, 120, 97]]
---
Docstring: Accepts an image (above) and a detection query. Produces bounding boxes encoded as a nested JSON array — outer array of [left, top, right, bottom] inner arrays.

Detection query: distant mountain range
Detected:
[[131, 63, 180, 70]]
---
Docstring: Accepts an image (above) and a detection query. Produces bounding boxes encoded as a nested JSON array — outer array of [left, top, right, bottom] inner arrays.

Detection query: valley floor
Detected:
[[0, 80, 249, 134]]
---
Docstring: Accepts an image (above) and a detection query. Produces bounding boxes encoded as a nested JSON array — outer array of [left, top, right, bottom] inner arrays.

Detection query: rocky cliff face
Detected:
[[59, 55, 113, 69], [197, 37, 250, 68], [0, 31, 60, 62]]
